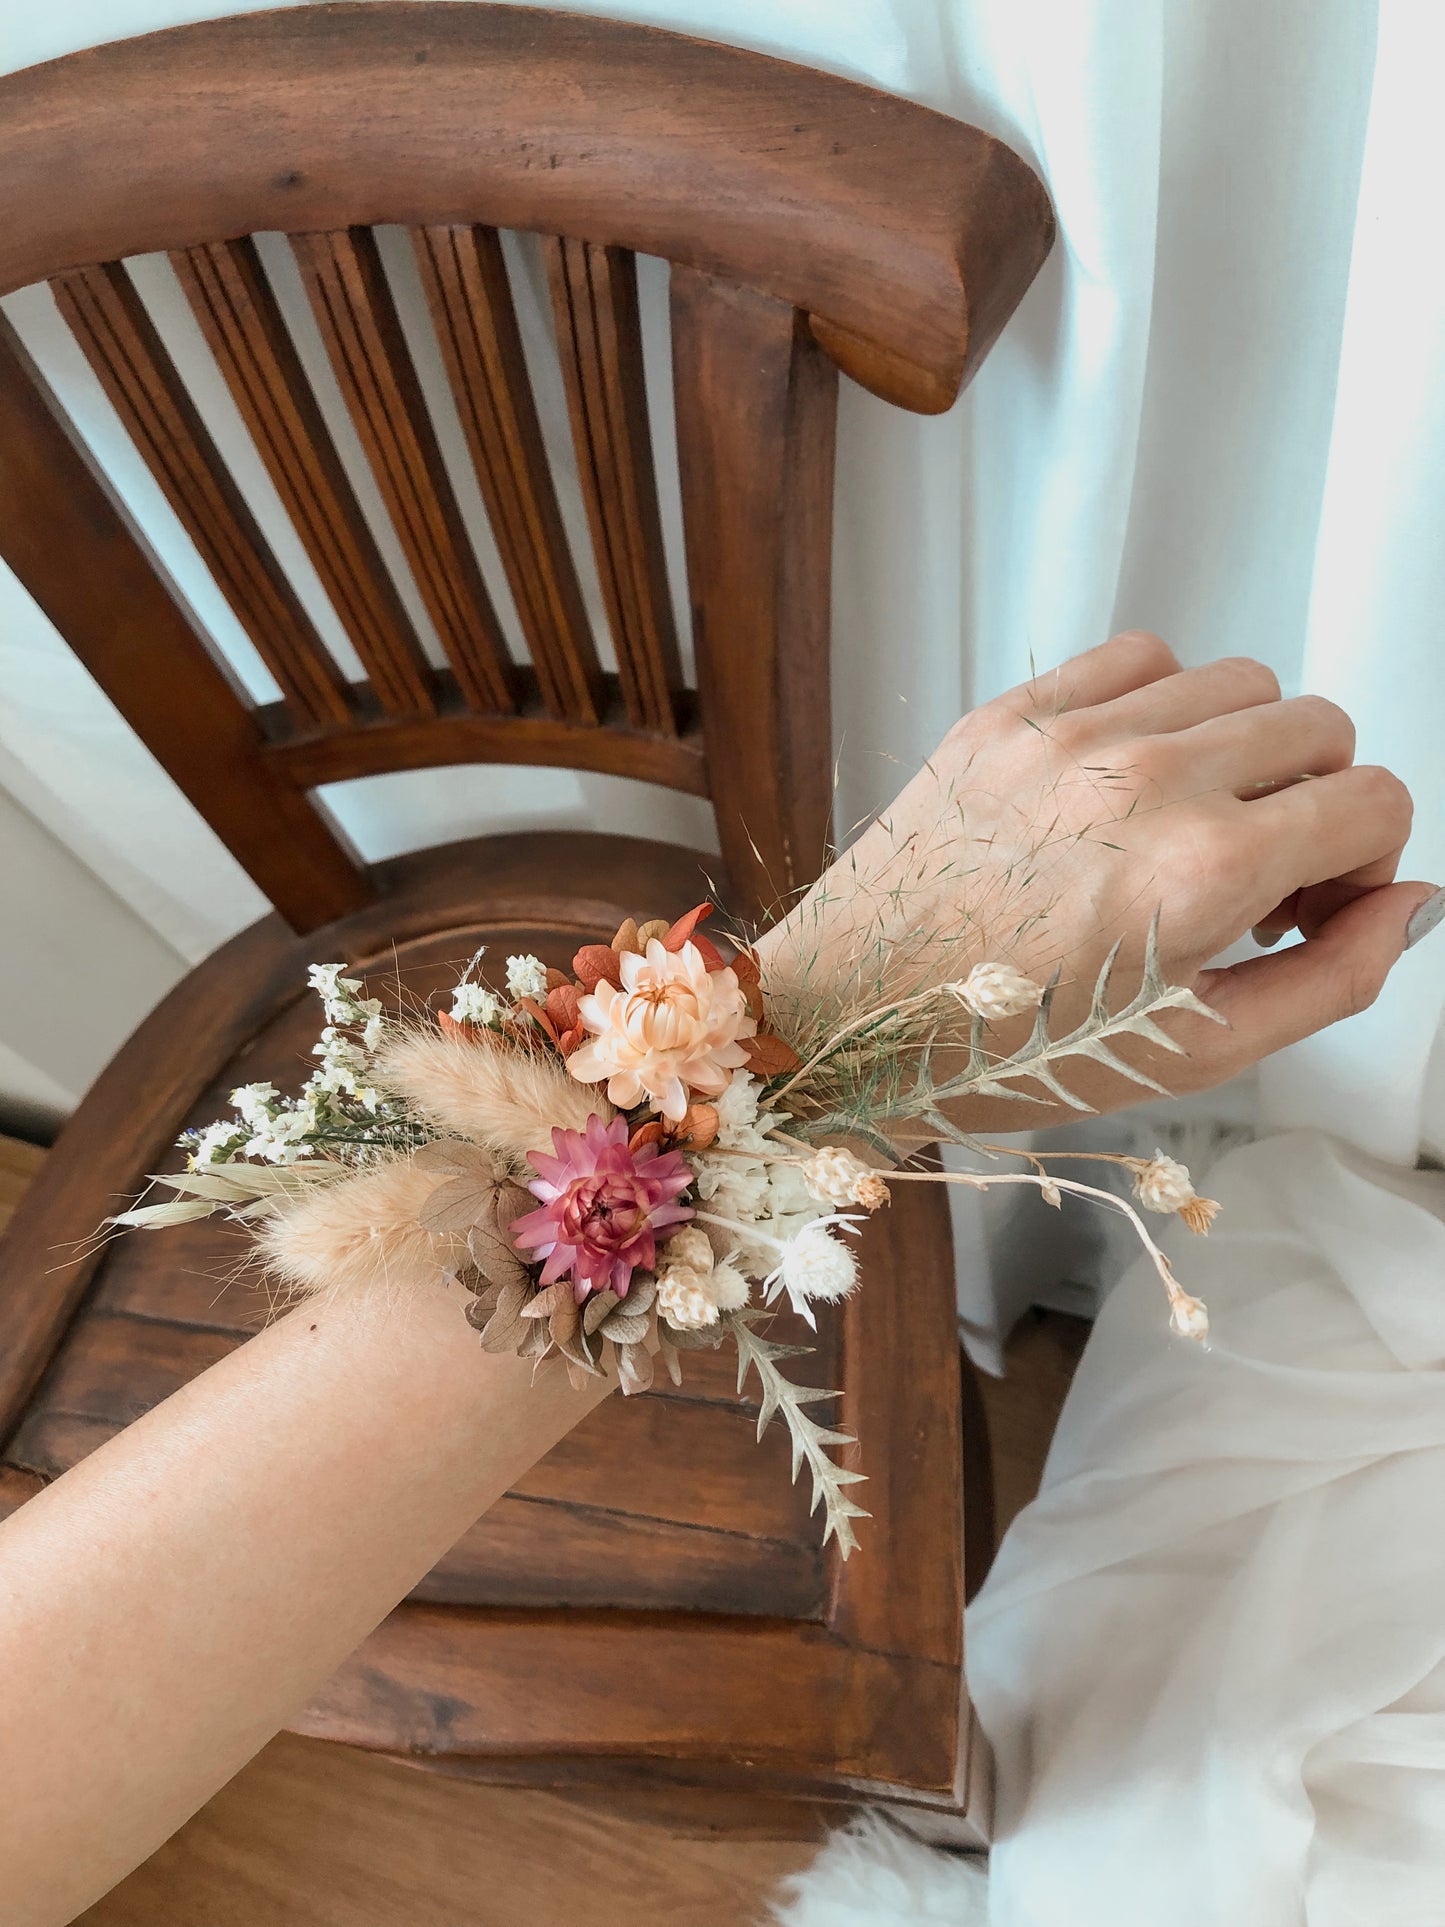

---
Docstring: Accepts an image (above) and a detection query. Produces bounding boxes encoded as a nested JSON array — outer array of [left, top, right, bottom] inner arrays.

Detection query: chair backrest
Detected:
[[0, 3, 1052, 931]]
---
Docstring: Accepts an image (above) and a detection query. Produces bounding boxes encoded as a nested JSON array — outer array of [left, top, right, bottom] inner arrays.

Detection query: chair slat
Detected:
[[171, 239, 437, 719], [51, 262, 350, 729], [547, 237, 683, 736], [671, 270, 838, 922], [0, 314, 367, 935], [289, 227, 516, 714], [413, 225, 602, 725]]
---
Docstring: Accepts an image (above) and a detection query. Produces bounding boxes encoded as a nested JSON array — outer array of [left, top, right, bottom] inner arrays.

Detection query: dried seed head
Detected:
[[657, 1264, 720, 1330], [1132, 1150, 1197, 1215], [949, 961, 1045, 1022]]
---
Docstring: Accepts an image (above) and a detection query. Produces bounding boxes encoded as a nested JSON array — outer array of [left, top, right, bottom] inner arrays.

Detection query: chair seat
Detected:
[[0, 831, 984, 1827]]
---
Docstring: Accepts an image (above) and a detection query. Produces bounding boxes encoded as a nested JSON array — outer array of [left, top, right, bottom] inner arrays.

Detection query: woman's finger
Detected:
[[1199, 880, 1436, 1066], [1249, 763, 1415, 903], [1002, 630, 1181, 718], [1091, 655, 1282, 737], [1164, 694, 1356, 799]]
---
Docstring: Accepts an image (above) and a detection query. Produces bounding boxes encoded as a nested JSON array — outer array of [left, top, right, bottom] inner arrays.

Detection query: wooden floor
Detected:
[[0, 1138, 1086, 1925]]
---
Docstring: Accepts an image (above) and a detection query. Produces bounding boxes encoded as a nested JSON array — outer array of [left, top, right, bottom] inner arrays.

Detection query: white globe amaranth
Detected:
[[779, 1223, 859, 1303]]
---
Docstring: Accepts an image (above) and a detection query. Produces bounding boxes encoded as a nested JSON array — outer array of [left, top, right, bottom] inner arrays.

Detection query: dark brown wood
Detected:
[[289, 225, 515, 713], [0, 314, 368, 936], [0, 5, 1052, 411], [260, 671, 707, 794], [414, 224, 602, 722], [671, 271, 838, 921], [547, 237, 683, 733], [51, 261, 350, 728], [172, 236, 437, 718]]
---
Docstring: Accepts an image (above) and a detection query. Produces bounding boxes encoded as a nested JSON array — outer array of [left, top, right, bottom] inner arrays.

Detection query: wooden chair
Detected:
[[0, 4, 1051, 1837]]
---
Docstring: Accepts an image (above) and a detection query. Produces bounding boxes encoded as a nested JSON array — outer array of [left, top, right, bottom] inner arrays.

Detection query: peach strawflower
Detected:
[[566, 939, 756, 1123]]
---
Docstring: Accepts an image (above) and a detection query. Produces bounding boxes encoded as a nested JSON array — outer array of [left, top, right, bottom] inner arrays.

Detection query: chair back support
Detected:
[[0, 4, 1052, 929]]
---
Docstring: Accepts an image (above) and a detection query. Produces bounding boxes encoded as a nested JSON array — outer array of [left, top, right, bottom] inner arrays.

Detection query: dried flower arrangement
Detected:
[[112, 905, 1222, 1556]]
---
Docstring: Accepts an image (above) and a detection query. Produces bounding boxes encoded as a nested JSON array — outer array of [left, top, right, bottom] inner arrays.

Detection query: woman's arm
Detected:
[[0, 1279, 611, 1927], [1, 637, 1431, 1923]]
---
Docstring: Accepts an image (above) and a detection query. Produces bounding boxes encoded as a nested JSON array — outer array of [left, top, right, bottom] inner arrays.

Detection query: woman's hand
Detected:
[[759, 632, 1437, 1128]]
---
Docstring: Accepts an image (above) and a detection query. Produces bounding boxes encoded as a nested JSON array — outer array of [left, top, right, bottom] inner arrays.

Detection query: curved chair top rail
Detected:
[[0, 1, 1051, 413]]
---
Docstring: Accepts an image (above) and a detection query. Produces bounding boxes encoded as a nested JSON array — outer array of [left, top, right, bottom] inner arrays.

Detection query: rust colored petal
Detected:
[[573, 943, 625, 991], [514, 995, 560, 1044], [730, 946, 762, 985], [629, 1120, 668, 1154], [743, 1031, 803, 1077], [661, 903, 713, 950]]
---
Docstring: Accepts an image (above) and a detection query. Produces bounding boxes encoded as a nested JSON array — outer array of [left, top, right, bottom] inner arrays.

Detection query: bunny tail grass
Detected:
[[374, 1028, 612, 1172], [255, 1158, 465, 1304]]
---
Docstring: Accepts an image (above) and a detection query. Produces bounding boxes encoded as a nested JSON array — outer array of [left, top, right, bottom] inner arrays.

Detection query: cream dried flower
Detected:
[[1132, 1151, 1197, 1214], [1169, 1290, 1210, 1341], [950, 960, 1045, 1022], [567, 939, 756, 1123], [657, 1263, 719, 1330], [505, 954, 548, 1002], [661, 1225, 715, 1272], [803, 1146, 890, 1211]]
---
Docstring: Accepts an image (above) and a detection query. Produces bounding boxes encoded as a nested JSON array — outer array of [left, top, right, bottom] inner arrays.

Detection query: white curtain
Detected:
[[3, 0, 1441, 1255]]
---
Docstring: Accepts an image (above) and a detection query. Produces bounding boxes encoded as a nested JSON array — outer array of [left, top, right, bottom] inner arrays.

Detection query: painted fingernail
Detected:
[[1251, 925, 1284, 948], [1405, 887, 1445, 950]]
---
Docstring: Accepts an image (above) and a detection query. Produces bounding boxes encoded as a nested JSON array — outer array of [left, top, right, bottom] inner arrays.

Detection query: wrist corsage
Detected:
[[112, 905, 1221, 1555]]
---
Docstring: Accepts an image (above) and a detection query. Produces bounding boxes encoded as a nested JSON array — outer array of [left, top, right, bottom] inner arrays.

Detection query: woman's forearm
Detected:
[[0, 1279, 611, 1927]]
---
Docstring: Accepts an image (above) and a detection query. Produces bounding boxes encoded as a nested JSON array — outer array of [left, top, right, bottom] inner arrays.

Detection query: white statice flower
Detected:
[[451, 982, 505, 1027], [504, 953, 548, 1002], [188, 1120, 246, 1168], [242, 1103, 315, 1164], [1132, 1150, 1197, 1215], [311, 1029, 371, 1099], [774, 1221, 859, 1306], [950, 960, 1044, 1023], [656, 1264, 720, 1330], [230, 1082, 279, 1127]]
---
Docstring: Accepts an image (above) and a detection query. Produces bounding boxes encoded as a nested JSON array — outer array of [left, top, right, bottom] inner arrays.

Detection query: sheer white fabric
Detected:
[[968, 1131, 1445, 1923]]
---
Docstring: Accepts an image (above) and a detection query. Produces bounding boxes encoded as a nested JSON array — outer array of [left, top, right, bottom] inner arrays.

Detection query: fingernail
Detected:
[[1405, 887, 1445, 950], [1251, 925, 1284, 948]]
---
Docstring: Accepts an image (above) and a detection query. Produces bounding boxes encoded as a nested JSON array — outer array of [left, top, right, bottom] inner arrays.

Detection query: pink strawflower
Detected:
[[510, 1113, 693, 1300]]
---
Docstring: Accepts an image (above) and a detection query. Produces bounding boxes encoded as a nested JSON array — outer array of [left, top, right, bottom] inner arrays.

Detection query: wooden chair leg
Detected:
[[960, 1345, 996, 1603]]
